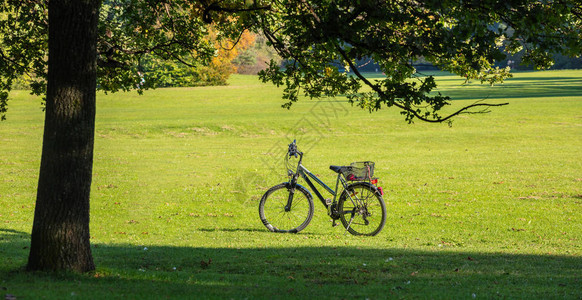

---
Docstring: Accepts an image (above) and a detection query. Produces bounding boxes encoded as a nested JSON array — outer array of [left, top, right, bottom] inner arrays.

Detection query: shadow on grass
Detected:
[[196, 228, 328, 236], [440, 77, 582, 101], [1, 229, 581, 299], [196, 228, 265, 233]]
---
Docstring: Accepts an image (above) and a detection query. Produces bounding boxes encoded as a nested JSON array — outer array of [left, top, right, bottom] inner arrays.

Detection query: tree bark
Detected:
[[27, 0, 100, 272]]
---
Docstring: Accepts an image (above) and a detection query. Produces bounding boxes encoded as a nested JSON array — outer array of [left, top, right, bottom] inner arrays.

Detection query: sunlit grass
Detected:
[[1, 70, 581, 298]]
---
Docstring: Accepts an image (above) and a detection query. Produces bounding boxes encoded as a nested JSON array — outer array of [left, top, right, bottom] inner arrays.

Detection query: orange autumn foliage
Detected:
[[210, 28, 256, 74]]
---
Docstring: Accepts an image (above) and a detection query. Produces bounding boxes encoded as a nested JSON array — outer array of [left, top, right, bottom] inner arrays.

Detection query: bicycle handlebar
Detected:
[[288, 140, 302, 158]]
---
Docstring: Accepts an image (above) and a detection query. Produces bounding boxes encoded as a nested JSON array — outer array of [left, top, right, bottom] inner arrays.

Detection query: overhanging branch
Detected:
[[333, 43, 508, 123]]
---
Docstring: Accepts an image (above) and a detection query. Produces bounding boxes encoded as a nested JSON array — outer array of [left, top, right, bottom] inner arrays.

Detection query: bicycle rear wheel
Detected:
[[259, 183, 314, 233], [338, 182, 386, 236]]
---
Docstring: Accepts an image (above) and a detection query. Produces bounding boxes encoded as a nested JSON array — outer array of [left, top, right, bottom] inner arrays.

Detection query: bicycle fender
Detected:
[[346, 181, 383, 196]]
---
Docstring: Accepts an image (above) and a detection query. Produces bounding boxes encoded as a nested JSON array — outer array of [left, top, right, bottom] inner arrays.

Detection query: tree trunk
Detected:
[[27, 0, 100, 272]]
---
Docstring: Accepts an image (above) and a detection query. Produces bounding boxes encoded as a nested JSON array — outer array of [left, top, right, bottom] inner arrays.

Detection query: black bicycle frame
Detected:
[[298, 165, 336, 206], [286, 153, 349, 210]]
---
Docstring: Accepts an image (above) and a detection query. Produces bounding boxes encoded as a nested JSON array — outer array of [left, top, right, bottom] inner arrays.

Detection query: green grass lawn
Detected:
[[1, 70, 581, 299]]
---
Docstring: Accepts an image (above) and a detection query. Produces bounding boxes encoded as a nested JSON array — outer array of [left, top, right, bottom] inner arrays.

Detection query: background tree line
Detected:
[[10, 30, 582, 91], [10, 30, 282, 90]]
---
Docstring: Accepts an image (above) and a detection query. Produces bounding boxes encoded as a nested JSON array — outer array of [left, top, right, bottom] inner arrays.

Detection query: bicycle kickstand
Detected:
[[344, 211, 356, 236]]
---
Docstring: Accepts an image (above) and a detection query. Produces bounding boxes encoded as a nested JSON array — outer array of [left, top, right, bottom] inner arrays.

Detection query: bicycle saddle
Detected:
[[329, 165, 349, 173]]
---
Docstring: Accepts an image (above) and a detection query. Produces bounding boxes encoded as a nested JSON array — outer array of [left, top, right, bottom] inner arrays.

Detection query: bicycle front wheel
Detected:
[[259, 183, 314, 233], [338, 182, 386, 236]]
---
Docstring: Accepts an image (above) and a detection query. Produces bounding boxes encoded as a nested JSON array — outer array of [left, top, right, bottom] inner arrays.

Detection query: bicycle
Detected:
[[259, 140, 387, 236]]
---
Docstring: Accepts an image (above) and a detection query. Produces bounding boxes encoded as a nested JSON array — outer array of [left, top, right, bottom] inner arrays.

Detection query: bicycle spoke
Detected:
[[338, 183, 386, 236], [259, 183, 314, 233]]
